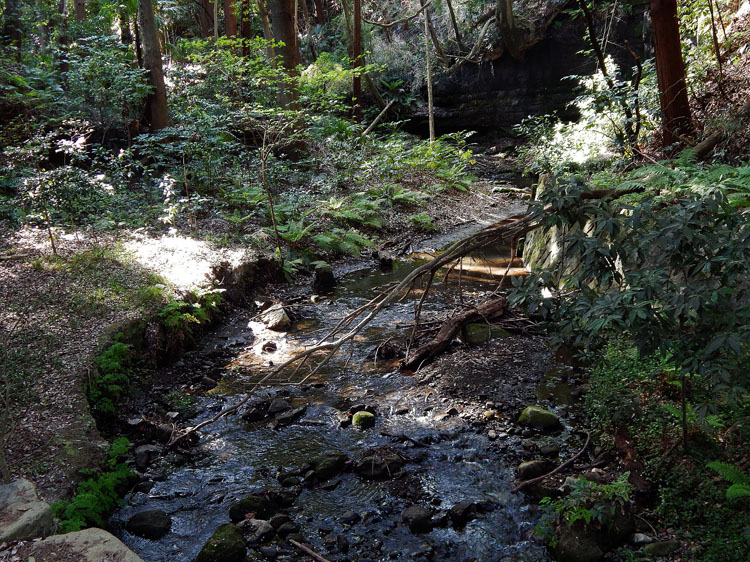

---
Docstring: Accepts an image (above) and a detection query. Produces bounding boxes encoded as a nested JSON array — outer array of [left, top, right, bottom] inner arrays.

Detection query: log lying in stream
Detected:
[[400, 297, 507, 371]]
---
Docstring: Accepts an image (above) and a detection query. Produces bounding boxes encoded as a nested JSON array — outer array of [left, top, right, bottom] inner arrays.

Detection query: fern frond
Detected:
[[726, 484, 750, 500], [707, 461, 750, 486]]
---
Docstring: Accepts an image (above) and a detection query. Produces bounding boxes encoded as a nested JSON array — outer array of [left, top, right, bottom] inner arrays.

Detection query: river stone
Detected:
[[0, 478, 54, 542], [229, 493, 277, 521], [195, 523, 246, 562], [267, 397, 291, 415], [517, 460, 552, 480], [554, 526, 604, 562], [313, 452, 348, 480], [463, 323, 511, 344], [262, 304, 292, 331], [276, 521, 299, 537], [273, 405, 307, 426], [125, 510, 171, 539], [21, 528, 144, 562], [352, 410, 376, 429], [340, 510, 361, 524], [517, 406, 561, 429], [642, 540, 681, 556], [449, 502, 478, 526], [355, 452, 404, 479], [401, 505, 434, 533], [133, 444, 162, 472], [312, 262, 336, 294]]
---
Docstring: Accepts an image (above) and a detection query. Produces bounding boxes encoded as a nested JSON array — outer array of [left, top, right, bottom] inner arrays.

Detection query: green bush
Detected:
[[88, 339, 134, 415]]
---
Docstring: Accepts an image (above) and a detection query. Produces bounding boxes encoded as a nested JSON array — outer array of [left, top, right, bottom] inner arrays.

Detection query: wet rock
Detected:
[[262, 304, 292, 331], [241, 400, 270, 423], [200, 376, 218, 389], [312, 262, 336, 294], [276, 521, 299, 537], [0, 478, 54, 542], [487, 430, 498, 440], [540, 443, 560, 457], [125, 510, 171, 540], [267, 398, 291, 415], [348, 403, 376, 414], [517, 406, 561, 430], [269, 514, 290, 529], [352, 410, 376, 429], [517, 460, 552, 480], [258, 545, 278, 559], [554, 526, 604, 562], [134, 444, 161, 472], [280, 476, 300, 487], [642, 540, 681, 556], [449, 502, 478, 526], [631, 532, 654, 544], [195, 523, 246, 562], [522, 482, 564, 499], [338, 412, 352, 428], [401, 505, 434, 533], [340, 510, 361, 524], [395, 407, 409, 415], [229, 492, 280, 521], [336, 533, 350, 552], [242, 518, 275, 544], [356, 452, 405, 479], [312, 453, 348, 481], [273, 405, 307, 427], [261, 341, 277, 353]]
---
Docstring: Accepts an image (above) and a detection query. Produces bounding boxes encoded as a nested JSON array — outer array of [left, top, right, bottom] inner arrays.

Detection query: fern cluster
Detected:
[[51, 438, 134, 533], [88, 339, 134, 415], [707, 462, 750, 500]]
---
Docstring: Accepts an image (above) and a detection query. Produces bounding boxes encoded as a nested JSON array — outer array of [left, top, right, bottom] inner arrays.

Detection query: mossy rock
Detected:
[[228, 494, 276, 522], [352, 410, 376, 429], [195, 523, 246, 562], [517, 406, 560, 429], [462, 323, 511, 344]]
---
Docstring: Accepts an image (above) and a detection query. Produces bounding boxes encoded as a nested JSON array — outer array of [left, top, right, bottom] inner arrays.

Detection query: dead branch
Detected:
[[289, 539, 331, 562], [363, 0, 436, 29], [513, 430, 590, 493], [401, 296, 507, 371]]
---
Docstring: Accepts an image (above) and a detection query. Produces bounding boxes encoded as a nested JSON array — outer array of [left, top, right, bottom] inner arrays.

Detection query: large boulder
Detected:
[[0, 478, 54, 542], [20, 528, 144, 562], [125, 510, 171, 540], [195, 523, 246, 562], [517, 406, 561, 430]]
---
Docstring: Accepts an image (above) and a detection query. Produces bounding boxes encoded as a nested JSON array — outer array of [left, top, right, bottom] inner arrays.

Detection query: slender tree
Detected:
[[352, 0, 362, 122], [268, 0, 300, 107], [138, 0, 168, 129], [649, 0, 694, 150], [73, 0, 86, 22], [198, 0, 213, 38], [225, 0, 238, 36]]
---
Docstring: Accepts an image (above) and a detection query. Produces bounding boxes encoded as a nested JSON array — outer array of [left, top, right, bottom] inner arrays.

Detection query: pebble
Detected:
[[487, 430, 498, 440]]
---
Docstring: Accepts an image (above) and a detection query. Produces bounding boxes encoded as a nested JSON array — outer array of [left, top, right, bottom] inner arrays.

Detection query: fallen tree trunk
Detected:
[[401, 297, 507, 371]]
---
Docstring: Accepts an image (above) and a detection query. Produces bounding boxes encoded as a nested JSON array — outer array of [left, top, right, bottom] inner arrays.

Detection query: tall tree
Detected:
[[352, 0, 362, 122], [73, 0, 86, 22], [650, 0, 694, 150], [225, 0, 237, 37], [138, 0, 168, 129], [268, 0, 300, 107], [198, 0, 213, 37]]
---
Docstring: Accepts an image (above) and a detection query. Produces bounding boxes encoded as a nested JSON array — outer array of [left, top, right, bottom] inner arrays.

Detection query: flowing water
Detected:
[[112, 213, 560, 562]]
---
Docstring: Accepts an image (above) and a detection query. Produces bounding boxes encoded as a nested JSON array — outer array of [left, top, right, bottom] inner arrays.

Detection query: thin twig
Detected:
[[513, 430, 590, 493]]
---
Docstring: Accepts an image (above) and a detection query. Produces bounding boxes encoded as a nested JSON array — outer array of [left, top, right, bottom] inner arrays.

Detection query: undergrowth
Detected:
[[51, 437, 134, 533]]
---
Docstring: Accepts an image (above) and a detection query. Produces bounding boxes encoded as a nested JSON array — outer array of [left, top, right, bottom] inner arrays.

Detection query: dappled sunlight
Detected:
[[123, 232, 251, 290]]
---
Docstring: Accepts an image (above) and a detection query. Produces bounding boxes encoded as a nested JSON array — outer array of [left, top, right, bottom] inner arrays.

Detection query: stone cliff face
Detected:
[[409, 5, 651, 135]]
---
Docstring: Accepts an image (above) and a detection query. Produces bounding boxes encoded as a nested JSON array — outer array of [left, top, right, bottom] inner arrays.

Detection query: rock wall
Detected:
[[409, 3, 651, 135]]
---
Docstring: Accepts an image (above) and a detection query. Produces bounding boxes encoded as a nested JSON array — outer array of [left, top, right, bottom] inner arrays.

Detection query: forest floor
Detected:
[[0, 154, 525, 502]]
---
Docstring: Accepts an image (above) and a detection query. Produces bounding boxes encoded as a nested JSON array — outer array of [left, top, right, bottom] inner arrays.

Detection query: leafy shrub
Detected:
[[707, 462, 750, 500], [51, 437, 134, 532], [88, 340, 133, 415]]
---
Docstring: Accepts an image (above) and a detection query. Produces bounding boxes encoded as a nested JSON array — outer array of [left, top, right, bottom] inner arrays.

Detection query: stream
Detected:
[[111, 207, 574, 562]]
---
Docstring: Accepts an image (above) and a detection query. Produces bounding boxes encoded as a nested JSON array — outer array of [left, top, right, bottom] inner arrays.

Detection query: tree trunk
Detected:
[[268, 0, 300, 106], [649, 0, 694, 150], [496, 0, 524, 60], [139, 0, 168, 130], [241, 0, 252, 54], [213, 0, 219, 40], [257, 0, 276, 61], [352, 0, 362, 122], [119, 8, 133, 46], [198, 0, 213, 38], [312, 0, 325, 24], [423, 3, 435, 145], [73, 0, 86, 22], [224, 0, 238, 35]]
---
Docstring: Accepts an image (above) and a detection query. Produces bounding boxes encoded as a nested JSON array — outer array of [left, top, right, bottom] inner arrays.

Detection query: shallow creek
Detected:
[[112, 219, 568, 562]]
